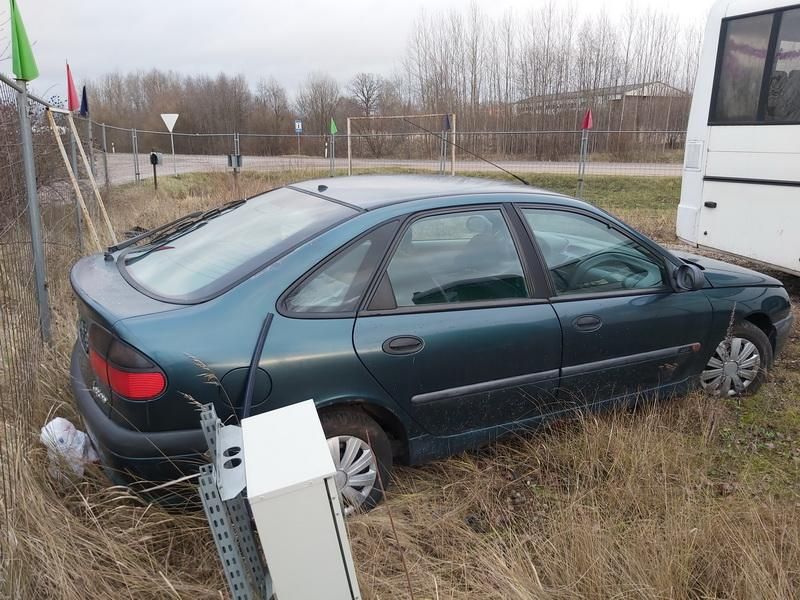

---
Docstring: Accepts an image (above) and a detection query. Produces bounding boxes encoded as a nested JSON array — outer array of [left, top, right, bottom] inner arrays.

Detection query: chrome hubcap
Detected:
[[327, 435, 377, 515], [701, 336, 761, 397]]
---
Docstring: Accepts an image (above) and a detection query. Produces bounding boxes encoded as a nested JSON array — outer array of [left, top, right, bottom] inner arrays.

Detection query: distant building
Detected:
[[514, 81, 690, 131]]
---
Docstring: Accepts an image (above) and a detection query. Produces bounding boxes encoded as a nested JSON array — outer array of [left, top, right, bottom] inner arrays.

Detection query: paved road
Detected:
[[102, 153, 682, 185]]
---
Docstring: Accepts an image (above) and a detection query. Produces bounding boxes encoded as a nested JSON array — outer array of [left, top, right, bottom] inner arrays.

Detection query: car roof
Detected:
[[289, 174, 567, 211]]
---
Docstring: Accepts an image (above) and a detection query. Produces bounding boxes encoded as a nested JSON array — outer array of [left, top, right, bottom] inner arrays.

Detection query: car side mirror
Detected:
[[673, 263, 705, 291]]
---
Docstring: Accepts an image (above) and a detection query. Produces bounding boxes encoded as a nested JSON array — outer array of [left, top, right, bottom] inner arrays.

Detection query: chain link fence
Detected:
[[86, 123, 685, 186]]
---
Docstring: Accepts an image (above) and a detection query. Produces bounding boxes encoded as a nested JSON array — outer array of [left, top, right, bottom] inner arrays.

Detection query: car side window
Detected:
[[381, 209, 528, 308], [522, 209, 669, 296], [284, 222, 397, 314]]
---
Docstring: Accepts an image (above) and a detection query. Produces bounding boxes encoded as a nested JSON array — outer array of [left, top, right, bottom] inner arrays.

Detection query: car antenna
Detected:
[[400, 117, 530, 186]]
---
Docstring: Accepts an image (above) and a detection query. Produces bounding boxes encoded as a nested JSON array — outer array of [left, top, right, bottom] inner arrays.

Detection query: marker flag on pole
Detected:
[[66, 63, 80, 112], [581, 108, 593, 130], [79, 86, 89, 117], [443, 114, 451, 131], [10, 0, 39, 81], [329, 118, 338, 135]]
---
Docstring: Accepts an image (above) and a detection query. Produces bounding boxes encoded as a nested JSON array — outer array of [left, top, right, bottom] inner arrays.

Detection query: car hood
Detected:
[[673, 251, 783, 288]]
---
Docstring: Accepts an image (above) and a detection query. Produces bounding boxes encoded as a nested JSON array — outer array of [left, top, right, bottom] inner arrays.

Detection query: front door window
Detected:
[[522, 209, 669, 296]]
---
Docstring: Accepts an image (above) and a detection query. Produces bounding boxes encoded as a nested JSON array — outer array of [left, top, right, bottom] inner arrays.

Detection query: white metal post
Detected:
[[101, 123, 109, 190], [330, 133, 336, 177], [170, 131, 177, 177], [131, 128, 140, 183], [347, 117, 352, 176], [86, 118, 95, 177], [16, 81, 51, 341], [451, 113, 456, 176]]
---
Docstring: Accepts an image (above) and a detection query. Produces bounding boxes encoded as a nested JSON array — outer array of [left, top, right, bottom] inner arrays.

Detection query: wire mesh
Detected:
[[0, 80, 45, 563]]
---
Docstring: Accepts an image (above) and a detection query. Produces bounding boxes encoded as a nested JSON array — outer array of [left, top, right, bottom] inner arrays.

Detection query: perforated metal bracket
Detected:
[[199, 404, 273, 600]]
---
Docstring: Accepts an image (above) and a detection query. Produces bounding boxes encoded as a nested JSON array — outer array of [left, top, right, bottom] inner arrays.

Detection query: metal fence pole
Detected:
[[101, 123, 109, 190], [347, 118, 352, 176], [451, 113, 456, 176], [87, 118, 95, 177], [132, 128, 140, 182], [68, 122, 78, 176], [15, 81, 51, 341], [66, 116, 85, 253]]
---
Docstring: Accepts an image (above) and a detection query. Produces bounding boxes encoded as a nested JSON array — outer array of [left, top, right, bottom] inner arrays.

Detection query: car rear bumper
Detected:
[[70, 342, 207, 503], [775, 312, 794, 357]]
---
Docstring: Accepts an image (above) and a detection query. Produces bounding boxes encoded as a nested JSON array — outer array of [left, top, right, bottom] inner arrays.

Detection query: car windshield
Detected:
[[121, 187, 357, 301]]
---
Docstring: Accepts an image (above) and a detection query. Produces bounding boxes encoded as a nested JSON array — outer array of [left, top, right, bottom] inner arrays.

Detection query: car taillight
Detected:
[[88, 326, 166, 401], [106, 364, 166, 399]]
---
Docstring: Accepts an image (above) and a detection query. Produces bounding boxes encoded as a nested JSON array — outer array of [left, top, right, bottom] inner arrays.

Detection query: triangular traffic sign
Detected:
[[161, 113, 179, 132]]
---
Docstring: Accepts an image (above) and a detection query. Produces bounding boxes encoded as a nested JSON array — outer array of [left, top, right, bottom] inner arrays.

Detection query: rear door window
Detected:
[[283, 221, 399, 315], [122, 188, 357, 301], [378, 209, 528, 308]]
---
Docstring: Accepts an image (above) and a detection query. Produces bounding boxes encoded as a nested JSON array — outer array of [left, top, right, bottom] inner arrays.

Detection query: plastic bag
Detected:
[[40, 417, 99, 480]]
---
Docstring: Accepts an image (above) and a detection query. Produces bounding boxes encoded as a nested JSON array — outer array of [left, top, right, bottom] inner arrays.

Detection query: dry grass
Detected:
[[2, 171, 799, 599]]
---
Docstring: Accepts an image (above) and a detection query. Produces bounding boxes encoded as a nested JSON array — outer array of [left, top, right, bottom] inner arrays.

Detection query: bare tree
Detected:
[[349, 73, 383, 117], [295, 72, 340, 135], [255, 77, 290, 132]]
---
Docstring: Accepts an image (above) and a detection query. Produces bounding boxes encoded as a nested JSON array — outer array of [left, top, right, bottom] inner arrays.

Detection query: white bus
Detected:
[[677, 0, 800, 276]]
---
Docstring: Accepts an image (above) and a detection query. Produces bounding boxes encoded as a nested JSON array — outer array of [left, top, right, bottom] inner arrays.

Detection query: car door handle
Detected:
[[704, 201, 717, 208], [382, 335, 424, 355], [573, 315, 602, 332]]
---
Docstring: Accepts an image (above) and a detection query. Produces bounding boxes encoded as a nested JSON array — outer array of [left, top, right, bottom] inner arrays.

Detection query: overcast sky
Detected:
[[8, 0, 716, 99]]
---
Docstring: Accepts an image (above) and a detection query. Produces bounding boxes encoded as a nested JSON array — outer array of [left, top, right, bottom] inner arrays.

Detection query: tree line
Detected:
[[80, 1, 702, 157]]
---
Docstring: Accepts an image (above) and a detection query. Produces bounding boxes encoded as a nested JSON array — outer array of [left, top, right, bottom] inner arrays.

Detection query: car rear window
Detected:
[[121, 188, 357, 302]]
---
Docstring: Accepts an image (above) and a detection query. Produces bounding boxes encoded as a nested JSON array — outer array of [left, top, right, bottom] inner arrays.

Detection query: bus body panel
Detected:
[[678, 0, 800, 276], [698, 181, 800, 276]]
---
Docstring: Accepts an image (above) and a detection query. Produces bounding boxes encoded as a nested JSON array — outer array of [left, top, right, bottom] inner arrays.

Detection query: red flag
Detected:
[[66, 63, 80, 112], [581, 108, 593, 130]]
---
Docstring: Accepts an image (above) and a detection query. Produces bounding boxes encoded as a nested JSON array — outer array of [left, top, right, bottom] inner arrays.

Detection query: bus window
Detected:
[[713, 14, 773, 122], [766, 9, 800, 122]]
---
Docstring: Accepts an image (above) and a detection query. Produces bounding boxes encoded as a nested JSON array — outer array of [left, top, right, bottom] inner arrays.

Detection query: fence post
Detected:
[[101, 123, 109, 190], [87, 118, 95, 177], [577, 128, 588, 198], [347, 118, 352, 176], [451, 113, 456, 176], [132, 128, 140, 182], [66, 116, 85, 253], [68, 123, 78, 176], [15, 81, 51, 341]]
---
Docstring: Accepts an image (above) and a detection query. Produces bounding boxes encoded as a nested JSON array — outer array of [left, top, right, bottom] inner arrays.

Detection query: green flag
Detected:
[[329, 118, 338, 135], [10, 0, 38, 81]]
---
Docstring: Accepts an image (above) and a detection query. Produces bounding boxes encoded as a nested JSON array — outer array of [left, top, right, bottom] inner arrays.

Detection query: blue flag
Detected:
[[79, 86, 89, 117]]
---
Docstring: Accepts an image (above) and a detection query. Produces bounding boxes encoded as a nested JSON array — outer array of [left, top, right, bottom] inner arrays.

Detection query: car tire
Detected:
[[320, 408, 392, 515], [701, 320, 773, 397]]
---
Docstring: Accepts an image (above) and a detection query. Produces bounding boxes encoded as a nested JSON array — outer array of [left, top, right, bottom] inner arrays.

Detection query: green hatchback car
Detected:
[[70, 175, 793, 511]]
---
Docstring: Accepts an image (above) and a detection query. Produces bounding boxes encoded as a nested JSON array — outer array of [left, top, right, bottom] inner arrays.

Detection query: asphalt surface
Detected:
[[101, 153, 682, 185]]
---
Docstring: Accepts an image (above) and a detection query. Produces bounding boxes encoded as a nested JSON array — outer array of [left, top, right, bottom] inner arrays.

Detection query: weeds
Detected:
[[1, 171, 798, 599]]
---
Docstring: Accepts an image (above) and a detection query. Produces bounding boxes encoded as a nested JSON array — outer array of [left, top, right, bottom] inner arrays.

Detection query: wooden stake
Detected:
[[66, 113, 117, 244], [47, 110, 103, 252]]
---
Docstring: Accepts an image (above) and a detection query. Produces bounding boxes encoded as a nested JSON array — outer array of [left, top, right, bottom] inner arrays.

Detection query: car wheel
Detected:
[[320, 409, 392, 515], [700, 321, 773, 397]]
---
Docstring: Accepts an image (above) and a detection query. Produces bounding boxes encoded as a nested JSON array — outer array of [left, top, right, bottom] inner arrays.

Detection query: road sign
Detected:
[[294, 119, 303, 134], [161, 113, 180, 177], [161, 113, 179, 132]]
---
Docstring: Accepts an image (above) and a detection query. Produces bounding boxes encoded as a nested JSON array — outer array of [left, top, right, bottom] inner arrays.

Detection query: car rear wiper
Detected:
[[107, 211, 203, 255], [107, 199, 247, 255], [118, 199, 249, 266]]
